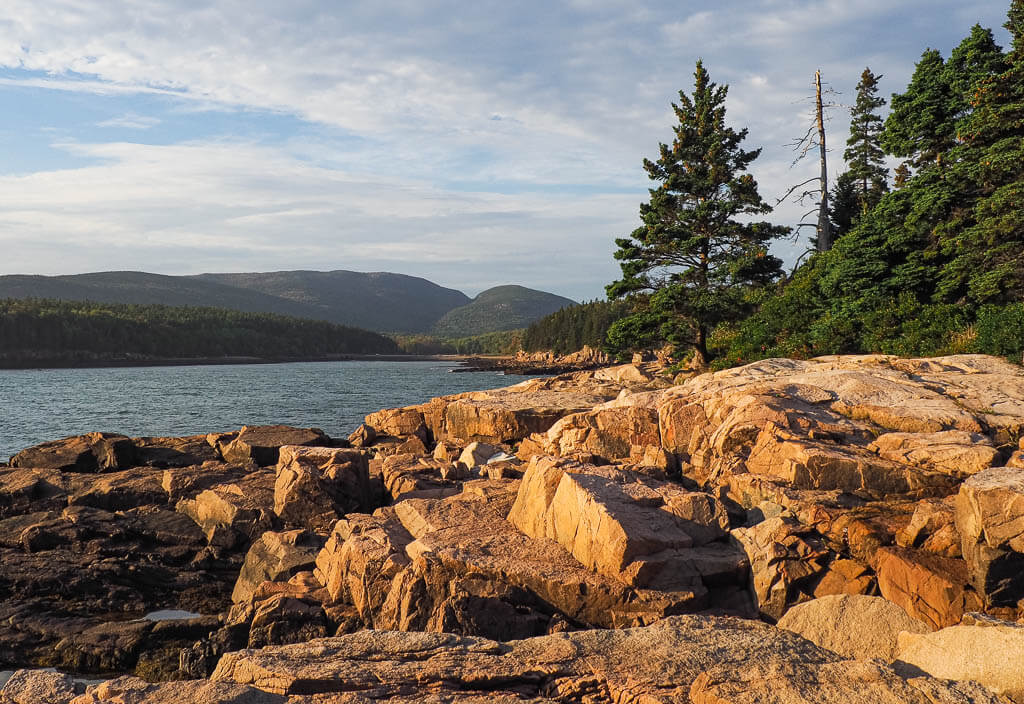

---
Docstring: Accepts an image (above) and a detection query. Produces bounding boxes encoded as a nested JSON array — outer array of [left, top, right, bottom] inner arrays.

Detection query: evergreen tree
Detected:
[[945, 24, 1008, 123], [844, 68, 888, 211], [936, 4, 1024, 304], [883, 49, 955, 171], [828, 171, 860, 240], [606, 61, 787, 364]]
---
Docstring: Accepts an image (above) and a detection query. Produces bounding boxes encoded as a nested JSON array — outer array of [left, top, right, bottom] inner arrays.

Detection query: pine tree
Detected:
[[844, 68, 888, 212], [606, 61, 787, 364], [828, 171, 860, 241], [883, 49, 955, 171], [936, 4, 1024, 304]]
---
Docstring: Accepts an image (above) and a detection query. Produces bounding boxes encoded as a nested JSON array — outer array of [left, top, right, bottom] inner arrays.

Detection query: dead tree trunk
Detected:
[[815, 70, 832, 252]]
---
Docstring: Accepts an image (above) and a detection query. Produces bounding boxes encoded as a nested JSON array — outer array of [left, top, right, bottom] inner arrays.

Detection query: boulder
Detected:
[[363, 407, 429, 441], [0, 669, 82, 703], [314, 509, 413, 625], [161, 464, 250, 503], [247, 594, 328, 648], [777, 594, 930, 661], [379, 454, 460, 503], [232, 530, 324, 604], [956, 466, 1024, 607], [543, 406, 661, 463], [731, 516, 831, 621], [0, 468, 68, 519], [896, 498, 961, 557], [895, 619, 1024, 703], [811, 558, 875, 597], [434, 390, 616, 444], [868, 430, 1000, 476], [218, 426, 329, 467], [176, 472, 276, 549], [273, 446, 372, 529], [10, 432, 136, 473], [66, 468, 168, 512], [456, 442, 504, 470], [689, 659, 1009, 704], [874, 546, 982, 630], [68, 676, 285, 703], [132, 435, 221, 468], [508, 456, 741, 592]]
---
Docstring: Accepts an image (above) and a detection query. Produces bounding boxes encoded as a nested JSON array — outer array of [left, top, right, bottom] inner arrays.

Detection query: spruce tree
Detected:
[[883, 49, 955, 171], [936, 5, 1024, 304], [844, 68, 888, 211], [606, 61, 787, 364], [828, 171, 860, 241]]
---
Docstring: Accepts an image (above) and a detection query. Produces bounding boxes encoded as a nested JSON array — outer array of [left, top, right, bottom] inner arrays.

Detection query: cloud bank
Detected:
[[0, 0, 1011, 298]]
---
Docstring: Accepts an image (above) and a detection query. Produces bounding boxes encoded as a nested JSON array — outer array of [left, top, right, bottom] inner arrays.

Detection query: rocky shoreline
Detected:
[[2, 354, 1024, 703]]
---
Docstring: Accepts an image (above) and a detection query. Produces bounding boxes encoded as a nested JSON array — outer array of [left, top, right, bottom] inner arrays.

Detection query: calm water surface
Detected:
[[0, 361, 533, 461]]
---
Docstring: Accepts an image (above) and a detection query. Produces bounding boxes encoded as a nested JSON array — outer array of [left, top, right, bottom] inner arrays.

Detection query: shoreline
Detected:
[[0, 353, 481, 371]]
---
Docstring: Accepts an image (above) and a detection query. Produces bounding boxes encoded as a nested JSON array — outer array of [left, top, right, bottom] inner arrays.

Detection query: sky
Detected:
[[0, 1, 1013, 301]]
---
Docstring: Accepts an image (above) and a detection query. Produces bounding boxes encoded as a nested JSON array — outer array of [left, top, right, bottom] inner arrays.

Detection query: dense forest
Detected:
[[522, 300, 630, 355], [393, 329, 524, 355], [0, 299, 398, 366], [597, 4, 1024, 368]]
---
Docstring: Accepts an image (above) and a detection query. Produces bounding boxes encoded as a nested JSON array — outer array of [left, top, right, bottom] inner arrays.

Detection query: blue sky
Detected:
[[0, 1, 1012, 301]]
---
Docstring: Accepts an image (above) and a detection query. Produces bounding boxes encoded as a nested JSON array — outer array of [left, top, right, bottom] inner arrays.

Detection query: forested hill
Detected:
[[431, 286, 576, 337], [193, 270, 471, 334], [0, 299, 399, 367], [0, 271, 569, 336]]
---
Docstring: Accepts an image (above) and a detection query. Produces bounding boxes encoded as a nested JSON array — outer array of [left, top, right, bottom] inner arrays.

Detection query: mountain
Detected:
[[0, 272, 326, 320], [0, 271, 572, 336], [193, 270, 470, 333], [431, 285, 577, 337]]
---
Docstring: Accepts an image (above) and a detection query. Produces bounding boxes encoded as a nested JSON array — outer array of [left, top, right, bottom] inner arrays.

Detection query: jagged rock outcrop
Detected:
[[3, 356, 1024, 699], [956, 467, 1024, 608]]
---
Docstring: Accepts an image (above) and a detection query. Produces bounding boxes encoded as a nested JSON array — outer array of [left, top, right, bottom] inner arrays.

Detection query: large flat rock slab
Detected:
[[207, 615, 1009, 703]]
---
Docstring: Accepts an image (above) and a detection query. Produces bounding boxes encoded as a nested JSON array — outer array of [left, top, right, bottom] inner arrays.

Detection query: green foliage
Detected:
[[0, 299, 398, 365], [606, 61, 787, 363], [883, 49, 955, 170], [934, 14, 1023, 306], [391, 330, 524, 355], [844, 67, 889, 211], [975, 304, 1024, 359], [523, 299, 630, 355], [828, 171, 861, 241], [430, 285, 575, 338]]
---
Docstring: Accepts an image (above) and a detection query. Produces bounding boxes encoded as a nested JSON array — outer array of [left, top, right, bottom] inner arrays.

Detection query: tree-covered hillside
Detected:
[[431, 285, 576, 337], [0, 299, 398, 366], [194, 270, 471, 333]]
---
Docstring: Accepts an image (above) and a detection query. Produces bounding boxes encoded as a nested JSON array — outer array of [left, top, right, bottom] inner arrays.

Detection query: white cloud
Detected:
[[0, 0, 1014, 296], [97, 112, 161, 129], [0, 140, 635, 298]]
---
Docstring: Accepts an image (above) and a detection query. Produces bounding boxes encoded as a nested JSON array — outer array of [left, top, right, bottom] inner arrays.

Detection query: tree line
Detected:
[[0, 298, 399, 365], [548, 1, 1024, 367], [521, 300, 630, 355]]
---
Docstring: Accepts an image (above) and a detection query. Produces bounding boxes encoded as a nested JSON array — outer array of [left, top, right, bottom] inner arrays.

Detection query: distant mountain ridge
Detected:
[[0, 270, 576, 336], [431, 285, 576, 337]]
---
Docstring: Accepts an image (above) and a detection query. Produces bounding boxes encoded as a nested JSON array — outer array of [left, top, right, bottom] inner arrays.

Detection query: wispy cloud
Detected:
[[97, 112, 161, 129]]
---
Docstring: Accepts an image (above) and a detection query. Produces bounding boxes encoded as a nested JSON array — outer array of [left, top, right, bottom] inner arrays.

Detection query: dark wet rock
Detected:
[[10, 433, 136, 473], [218, 426, 330, 467]]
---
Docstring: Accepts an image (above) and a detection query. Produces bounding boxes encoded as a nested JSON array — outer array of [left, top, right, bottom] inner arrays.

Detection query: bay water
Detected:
[[0, 360, 533, 462]]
